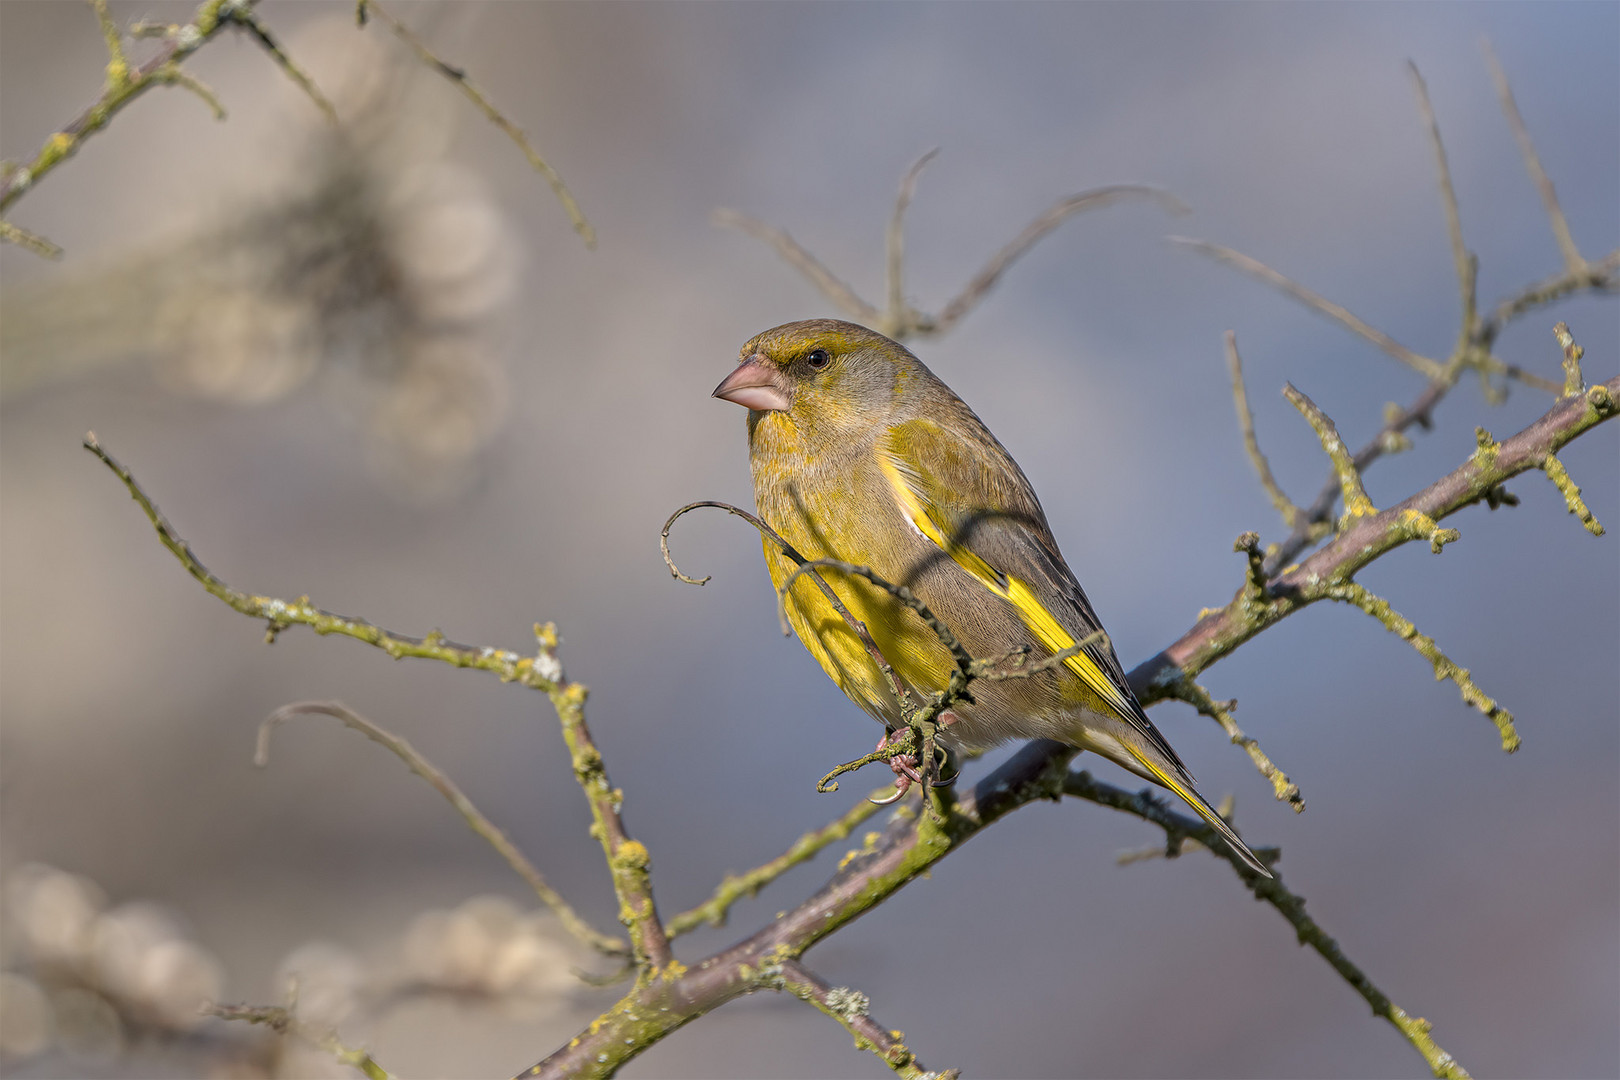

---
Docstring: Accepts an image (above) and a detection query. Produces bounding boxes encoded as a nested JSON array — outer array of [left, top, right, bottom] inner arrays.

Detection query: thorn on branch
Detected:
[[1283, 384, 1379, 528], [1234, 531, 1269, 606], [1322, 581, 1519, 752], [1554, 322, 1586, 397]]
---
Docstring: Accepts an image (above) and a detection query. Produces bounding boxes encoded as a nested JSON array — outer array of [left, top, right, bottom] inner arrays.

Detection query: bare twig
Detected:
[[355, 0, 594, 247], [207, 1002, 392, 1080], [930, 186, 1188, 336], [1226, 333, 1307, 532], [663, 501, 913, 711], [83, 434, 671, 973], [227, 5, 338, 122], [1175, 238, 1446, 379], [1164, 671, 1303, 810], [665, 795, 887, 938], [1319, 584, 1518, 751], [1062, 771, 1468, 1079], [1407, 63, 1475, 327], [886, 148, 940, 330], [711, 209, 881, 324], [717, 170, 1184, 341], [258, 701, 627, 957], [1481, 40, 1583, 273]]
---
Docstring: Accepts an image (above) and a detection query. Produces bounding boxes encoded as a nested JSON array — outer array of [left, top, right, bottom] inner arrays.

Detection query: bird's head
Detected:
[[713, 319, 913, 443]]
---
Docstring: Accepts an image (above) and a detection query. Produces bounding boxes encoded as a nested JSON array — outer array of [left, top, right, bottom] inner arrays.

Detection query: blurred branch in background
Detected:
[[715, 150, 1188, 342], [0, 3, 599, 499]]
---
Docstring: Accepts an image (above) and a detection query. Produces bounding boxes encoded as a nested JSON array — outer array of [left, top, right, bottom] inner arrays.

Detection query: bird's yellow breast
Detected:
[[749, 420, 953, 727]]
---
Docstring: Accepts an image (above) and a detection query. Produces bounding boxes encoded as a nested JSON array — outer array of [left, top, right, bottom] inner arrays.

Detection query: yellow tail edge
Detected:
[[1124, 746, 1273, 879]]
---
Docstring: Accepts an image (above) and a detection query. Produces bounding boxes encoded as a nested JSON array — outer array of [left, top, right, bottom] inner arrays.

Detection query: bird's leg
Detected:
[[868, 727, 923, 805]]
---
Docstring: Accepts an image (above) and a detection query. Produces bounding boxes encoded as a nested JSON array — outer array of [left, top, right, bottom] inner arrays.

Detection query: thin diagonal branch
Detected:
[[228, 5, 338, 122], [1283, 384, 1383, 527], [1407, 62, 1475, 327], [356, 0, 594, 248], [1226, 332, 1308, 532], [711, 209, 881, 324], [1482, 40, 1582, 273], [666, 795, 886, 938], [777, 960, 956, 1079], [929, 185, 1188, 336], [1175, 238, 1446, 379], [1063, 771, 1469, 1079], [84, 433, 672, 973], [1319, 584, 1518, 751], [258, 701, 628, 957], [717, 169, 1184, 341], [886, 148, 940, 331]]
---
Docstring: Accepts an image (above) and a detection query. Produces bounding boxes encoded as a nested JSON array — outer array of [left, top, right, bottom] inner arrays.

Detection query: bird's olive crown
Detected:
[[740, 319, 919, 416]]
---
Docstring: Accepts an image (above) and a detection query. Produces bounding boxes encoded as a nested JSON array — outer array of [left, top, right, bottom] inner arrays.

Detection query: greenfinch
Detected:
[[714, 318, 1270, 877]]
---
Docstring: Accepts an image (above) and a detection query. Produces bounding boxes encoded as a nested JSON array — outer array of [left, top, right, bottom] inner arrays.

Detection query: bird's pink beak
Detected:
[[712, 355, 791, 412]]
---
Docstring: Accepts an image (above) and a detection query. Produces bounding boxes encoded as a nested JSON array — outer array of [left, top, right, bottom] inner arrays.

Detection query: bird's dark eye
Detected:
[[806, 348, 830, 370]]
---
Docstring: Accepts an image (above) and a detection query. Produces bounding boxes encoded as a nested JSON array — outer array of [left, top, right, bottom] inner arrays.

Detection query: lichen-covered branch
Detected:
[[777, 960, 954, 1079], [1210, 58, 1615, 580], [1144, 373, 1617, 699], [1162, 673, 1303, 809], [257, 701, 627, 957], [1061, 771, 1469, 1080], [1318, 584, 1519, 751], [1283, 384, 1381, 527], [1, 0, 239, 246], [666, 796, 885, 938], [84, 434, 671, 976]]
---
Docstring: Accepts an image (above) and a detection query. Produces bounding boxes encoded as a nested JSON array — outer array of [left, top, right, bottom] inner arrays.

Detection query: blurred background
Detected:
[[1, 3, 1616, 1077]]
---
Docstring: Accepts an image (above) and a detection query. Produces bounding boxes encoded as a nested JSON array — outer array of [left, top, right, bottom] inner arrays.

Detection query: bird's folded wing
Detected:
[[877, 417, 1190, 776]]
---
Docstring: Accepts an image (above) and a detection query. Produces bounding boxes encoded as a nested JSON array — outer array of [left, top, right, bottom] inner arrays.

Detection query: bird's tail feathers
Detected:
[[1123, 745, 1272, 878]]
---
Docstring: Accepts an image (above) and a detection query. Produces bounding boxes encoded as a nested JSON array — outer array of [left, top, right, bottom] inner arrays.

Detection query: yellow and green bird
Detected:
[[713, 318, 1269, 877]]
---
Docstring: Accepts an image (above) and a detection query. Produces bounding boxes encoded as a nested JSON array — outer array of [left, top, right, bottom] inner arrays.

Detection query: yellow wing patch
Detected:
[[875, 451, 1135, 721]]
